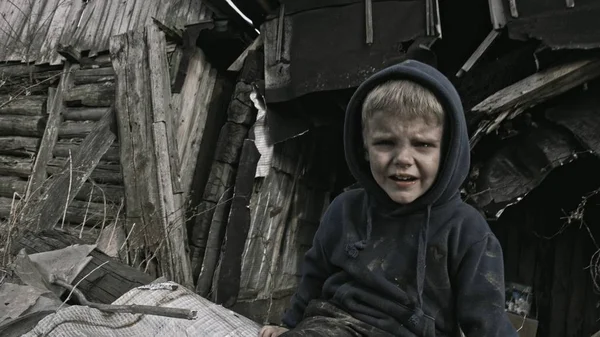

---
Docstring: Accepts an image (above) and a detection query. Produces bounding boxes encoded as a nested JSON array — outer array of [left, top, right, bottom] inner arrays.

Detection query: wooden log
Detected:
[[12, 229, 154, 304], [227, 82, 256, 126], [0, 136, 38, 156], [54, 140, 120, 163], [147, 24, 191, 286], [47, 158, 123, 185], [62, 107, 108, 121], [20, 110, 117, 230], [73, 67, 115, 85], [212, 139, 260, 306], [189, 161, 236, 280], [0, 155, 33, 177], [0, 175, 27, 198], [28, 64, 74, 198], [58, 120, 96, 138], [214, 122, 250, 164], [64, 83, 115, 107], [0, 95, 46, 116], [75, 182, 124, 204], [0, 115, 46, 137]]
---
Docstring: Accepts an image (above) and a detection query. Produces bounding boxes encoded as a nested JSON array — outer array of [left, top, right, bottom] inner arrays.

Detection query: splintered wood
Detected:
[[110, 24, 192, 287]]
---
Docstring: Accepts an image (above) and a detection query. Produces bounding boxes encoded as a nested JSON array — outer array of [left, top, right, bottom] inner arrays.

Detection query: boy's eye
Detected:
[[416, 142, 434, 148], [373, 140, 393, 146]]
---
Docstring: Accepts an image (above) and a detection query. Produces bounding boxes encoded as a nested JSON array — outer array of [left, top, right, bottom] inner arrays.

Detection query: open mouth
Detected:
[[390, 174, 418, 182]]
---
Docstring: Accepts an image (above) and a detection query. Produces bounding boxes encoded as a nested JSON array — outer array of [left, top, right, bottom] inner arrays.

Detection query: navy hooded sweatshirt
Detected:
[[281, 60, 518, 337]]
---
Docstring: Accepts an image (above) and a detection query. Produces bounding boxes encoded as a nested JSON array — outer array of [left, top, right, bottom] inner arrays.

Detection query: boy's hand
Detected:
[[258, 325, 289, 337]]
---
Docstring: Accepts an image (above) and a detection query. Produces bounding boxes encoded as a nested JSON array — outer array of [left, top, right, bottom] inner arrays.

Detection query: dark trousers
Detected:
[[280, 300, 395, 337]]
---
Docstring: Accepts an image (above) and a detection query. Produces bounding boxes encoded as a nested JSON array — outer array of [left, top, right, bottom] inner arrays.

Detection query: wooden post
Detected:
[[110, 24, 192, 287]]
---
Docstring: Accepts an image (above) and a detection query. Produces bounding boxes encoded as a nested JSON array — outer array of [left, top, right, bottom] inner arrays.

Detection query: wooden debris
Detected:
[[228, 36, 263, 72], [20, 109, 116, 230], [365, 0, 373, 44], [470, 58, 600, 147], [13, 229, 154, 304], [213, 139, 260, 306], [64, 83, 115, 107], [62, 107, 108, 121], [111, 25, 192, 287], [27, 63, 74, 198], [456, 30, 501, 77]]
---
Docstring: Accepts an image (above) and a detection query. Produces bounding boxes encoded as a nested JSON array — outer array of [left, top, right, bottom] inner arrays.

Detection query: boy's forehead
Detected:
[[364, 111, 442, 132]]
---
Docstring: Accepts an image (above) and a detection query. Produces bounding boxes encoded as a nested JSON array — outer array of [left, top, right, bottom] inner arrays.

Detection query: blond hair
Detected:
[[361, 80, 444, 129]]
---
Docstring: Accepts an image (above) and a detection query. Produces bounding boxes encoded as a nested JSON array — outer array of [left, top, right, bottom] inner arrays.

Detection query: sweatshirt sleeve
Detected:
[[455, 234, 518, 337], [281, 210, 336, 328]]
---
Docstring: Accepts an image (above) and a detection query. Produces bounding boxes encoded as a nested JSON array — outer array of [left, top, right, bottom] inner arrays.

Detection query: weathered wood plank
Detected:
[[227, 82, 256, 125], [176, 50, 218, 200], [0, 115, 46, 137], [212, 139, 260, 306], [0, 136, 38, 156], [12, 229, 154, 304], [473, 58, 600, 116], [0, 95, 46, 115], [20, 109, 117, 230], [63, 83, 115, 107], [27, 63, 74, 198], [111, 29, 159, 251], [62, 107, 108, 121], [147, 24, 191, 286], [147, 24, 182, 194]]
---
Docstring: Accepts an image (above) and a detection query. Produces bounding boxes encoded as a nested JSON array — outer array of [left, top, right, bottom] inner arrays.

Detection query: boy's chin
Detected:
[[386, 191, 422, 205]]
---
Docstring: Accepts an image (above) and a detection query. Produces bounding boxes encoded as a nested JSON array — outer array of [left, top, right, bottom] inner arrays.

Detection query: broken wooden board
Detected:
[[468, 123, 580, 214], [12, 229, 154, 304], [212, 139, 260, 307], [470, 58, 600, 147], [27, 63, 75, 198], [20, 109, 116, 230], [546, 87, 600, 156]]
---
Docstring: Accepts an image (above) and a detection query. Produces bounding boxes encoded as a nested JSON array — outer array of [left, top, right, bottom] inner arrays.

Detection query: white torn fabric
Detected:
[[22, 282, 262, 337], [250, 89, 273, 178]]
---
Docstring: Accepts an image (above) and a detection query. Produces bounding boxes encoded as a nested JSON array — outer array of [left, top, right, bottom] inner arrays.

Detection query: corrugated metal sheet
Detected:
[[0, 0, 210, 65]]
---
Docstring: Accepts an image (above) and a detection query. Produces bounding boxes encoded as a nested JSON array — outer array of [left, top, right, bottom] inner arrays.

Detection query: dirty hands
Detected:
[[259, 325, 289, 337]]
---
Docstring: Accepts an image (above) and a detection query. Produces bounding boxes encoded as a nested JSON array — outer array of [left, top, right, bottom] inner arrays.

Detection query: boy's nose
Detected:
[[393, 147, 414, 167]]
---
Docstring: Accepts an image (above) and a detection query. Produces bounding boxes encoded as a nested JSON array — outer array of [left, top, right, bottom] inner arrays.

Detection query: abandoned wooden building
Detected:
[[1, 0, 600, 336]]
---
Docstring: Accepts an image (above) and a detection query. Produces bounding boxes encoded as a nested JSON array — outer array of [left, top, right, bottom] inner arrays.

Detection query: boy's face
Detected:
[[364, 111, 442, 205]]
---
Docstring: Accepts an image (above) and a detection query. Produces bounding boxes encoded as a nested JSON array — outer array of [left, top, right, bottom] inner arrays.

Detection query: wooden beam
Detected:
[[470, 58, 600, 147], [20, 108, 117, 230], [227, 35, 263, 72], [0, 136, 38, 156], [12, 229, 154, 304], [0, 115, 46, 137], [147, 24, 192, 287], [111, 25, 192, 286], [27, 63, 74, 198], [213, 139, 260, 306], [456, 30, 501, 78], [63, 83, 115, 107]]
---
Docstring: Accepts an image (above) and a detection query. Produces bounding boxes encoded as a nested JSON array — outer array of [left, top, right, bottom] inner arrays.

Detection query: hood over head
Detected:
[[344, 60, 470, 214], [343, 60, 470, 328]]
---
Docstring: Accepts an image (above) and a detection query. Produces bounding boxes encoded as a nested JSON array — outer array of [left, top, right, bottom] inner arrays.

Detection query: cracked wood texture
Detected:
[[110, 24, 192, 287]]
